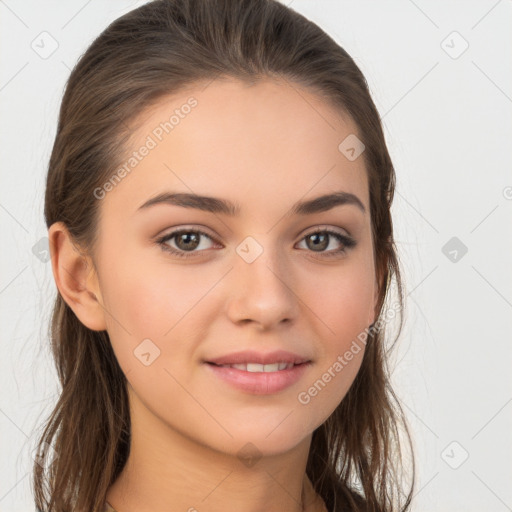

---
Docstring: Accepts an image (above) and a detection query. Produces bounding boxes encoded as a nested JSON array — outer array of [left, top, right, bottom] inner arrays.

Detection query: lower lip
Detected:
[[204, 362, 311, 395]]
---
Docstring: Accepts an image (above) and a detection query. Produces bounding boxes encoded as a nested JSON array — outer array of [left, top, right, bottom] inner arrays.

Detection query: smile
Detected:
[[204, 361, 311, 394], [211, 362, 295, 372]]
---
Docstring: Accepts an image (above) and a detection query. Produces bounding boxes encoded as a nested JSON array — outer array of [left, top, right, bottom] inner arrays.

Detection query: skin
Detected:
[[49, 77, 379, 512]]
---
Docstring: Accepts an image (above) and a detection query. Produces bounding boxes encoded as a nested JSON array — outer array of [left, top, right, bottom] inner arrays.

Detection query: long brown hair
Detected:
[[35, 0, 415, 510]]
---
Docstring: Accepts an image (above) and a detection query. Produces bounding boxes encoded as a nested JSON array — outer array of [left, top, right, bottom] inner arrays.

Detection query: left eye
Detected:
[[156, 228, 356, 259], [296, 229, 356, 257]]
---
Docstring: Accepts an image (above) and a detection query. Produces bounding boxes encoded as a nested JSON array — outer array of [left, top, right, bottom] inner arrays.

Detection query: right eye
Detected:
[[156, 228, 220, 258]]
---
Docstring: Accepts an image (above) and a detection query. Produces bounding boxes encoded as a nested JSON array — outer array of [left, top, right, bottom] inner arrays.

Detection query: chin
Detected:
[[205, 422, 314, 461]]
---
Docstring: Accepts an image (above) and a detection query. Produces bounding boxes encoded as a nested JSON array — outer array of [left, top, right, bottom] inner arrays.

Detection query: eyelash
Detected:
[[156, 227, 357, 259]]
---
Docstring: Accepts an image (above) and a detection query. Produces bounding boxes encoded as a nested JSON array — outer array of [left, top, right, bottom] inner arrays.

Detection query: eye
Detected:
[[156, 227, 357, 259], [296, 228, 356, 258], [156, 228, 218, 258]]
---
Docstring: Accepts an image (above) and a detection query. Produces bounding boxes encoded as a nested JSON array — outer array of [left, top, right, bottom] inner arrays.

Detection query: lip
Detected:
[[204, 349, 311, 366], [204, 361, 312, 395]]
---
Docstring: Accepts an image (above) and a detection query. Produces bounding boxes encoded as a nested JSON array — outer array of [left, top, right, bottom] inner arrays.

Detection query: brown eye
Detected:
[[305, 232, 329, 251], [174, 232, 201, 251], [157, 229, 217, 258], [297, 229, 356, 257]]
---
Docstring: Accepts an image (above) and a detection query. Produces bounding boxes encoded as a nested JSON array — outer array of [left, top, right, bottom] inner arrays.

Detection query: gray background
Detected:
[[1, 1, 511, 510]]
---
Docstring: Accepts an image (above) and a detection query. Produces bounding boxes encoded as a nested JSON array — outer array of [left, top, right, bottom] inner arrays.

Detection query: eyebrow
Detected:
[[137, 190, 366, 216]]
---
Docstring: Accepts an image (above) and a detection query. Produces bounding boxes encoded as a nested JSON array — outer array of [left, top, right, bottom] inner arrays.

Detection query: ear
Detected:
[[47, 222, 107, 331]]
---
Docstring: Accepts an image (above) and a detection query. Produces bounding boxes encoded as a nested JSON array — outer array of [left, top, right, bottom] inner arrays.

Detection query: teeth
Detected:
[[218, 362, 295, 372], [231, 363, 250, 371]]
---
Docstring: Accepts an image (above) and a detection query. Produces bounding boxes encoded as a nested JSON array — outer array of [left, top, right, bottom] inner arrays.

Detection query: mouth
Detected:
[[203, 360, 312, 394], [205, 361, 308, 372], [204, 349, 312, 368]]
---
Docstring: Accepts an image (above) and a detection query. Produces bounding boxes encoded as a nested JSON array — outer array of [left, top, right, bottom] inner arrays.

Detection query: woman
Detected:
[[34, 0, 415, 510]]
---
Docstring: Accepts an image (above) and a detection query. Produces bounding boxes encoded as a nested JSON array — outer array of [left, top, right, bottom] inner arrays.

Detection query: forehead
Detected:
[[103, 77, 369, 219]]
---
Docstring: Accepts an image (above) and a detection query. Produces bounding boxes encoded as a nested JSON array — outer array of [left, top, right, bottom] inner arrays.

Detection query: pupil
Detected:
[[309, 233, 328, 251], [178, 232, 199, 250]]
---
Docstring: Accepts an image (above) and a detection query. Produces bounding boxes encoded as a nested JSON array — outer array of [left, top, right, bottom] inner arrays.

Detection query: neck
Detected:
[[106, 385, 325, 512]]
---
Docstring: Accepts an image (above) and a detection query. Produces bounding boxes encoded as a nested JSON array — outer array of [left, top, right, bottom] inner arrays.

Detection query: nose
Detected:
[[225, 237, 300, 330]]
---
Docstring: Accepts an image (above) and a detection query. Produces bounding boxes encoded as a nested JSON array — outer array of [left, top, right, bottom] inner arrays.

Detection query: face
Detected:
[[90, 78, 378, 457]]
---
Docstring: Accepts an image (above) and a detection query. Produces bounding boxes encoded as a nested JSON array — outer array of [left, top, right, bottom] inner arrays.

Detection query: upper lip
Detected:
[[205, 350, 312, 366]]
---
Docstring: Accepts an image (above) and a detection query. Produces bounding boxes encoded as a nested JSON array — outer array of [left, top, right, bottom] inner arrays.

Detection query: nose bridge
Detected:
[[234, 233, 286, 283], [227, 233, 298, 324]]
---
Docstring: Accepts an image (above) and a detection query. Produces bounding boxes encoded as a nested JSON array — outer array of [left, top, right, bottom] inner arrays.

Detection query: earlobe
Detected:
[[48, 222, 107, 332]]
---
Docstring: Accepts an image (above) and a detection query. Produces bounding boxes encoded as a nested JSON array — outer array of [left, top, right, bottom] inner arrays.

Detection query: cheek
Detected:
[[304, 262, 375, 341], [99, 251, 219, 371], [296, 272, 371, 420], [97, 252, 173, 366], [101, 246, 188, 334], [297, 261, 374, 405]]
